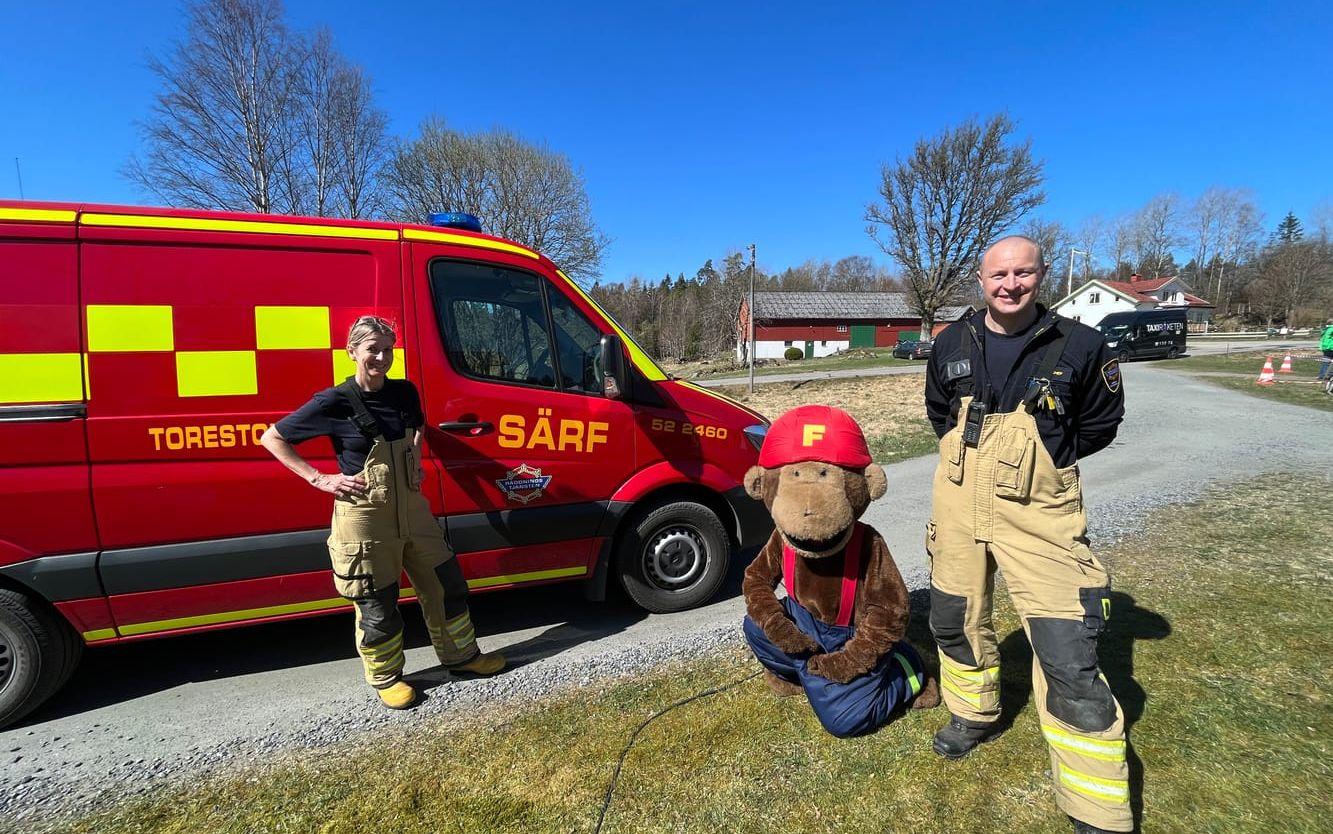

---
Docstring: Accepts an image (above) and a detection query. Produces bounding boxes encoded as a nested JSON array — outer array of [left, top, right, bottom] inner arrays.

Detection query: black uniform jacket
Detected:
[[925, 306, 1125, 469]]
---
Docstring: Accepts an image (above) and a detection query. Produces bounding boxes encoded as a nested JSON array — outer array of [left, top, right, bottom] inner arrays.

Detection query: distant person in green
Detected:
[[1318, 318, 1333, 381]]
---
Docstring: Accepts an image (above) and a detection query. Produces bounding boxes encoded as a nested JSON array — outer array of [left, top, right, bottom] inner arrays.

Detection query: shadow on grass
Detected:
[[405, 544, 760, 698], [909, 586, 1171, 832]]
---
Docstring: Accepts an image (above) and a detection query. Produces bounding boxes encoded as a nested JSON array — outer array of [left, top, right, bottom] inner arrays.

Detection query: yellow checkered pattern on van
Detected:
[[0, 304, 404, 404]]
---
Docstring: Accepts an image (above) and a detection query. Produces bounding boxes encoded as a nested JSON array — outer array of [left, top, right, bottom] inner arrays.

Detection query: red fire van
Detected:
[[0, 201, 772, 727]]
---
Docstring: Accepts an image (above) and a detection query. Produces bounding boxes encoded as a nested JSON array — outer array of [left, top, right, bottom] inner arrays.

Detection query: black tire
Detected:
[[1117, 349, 1130, 364], [616, 501, 731, 614], [0, 588, 74, 729], [1166, 345, 1180, 360]]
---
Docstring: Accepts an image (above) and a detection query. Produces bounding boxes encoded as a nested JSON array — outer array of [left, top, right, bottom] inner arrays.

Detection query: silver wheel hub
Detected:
[[644, 527, 706, 590]]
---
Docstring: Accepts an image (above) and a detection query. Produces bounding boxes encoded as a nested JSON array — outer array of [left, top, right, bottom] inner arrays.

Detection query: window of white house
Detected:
[[1089, 291, 1101, 304], [784, 340, 793, 347], [836, 325, 848, 332]]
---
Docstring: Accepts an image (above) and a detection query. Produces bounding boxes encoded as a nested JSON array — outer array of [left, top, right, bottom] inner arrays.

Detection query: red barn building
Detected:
[[736, 291, 970, 361]]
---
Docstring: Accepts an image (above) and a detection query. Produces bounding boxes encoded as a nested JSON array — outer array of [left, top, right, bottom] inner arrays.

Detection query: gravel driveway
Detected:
[[3, 363, 1330, 826]]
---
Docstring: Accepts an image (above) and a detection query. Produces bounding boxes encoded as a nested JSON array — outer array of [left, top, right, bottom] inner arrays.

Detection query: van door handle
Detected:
[[439, 420, 493, 435]]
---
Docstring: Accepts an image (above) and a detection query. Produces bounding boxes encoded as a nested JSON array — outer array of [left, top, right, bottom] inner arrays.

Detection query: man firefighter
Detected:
[[924, 236, 1130, 833]]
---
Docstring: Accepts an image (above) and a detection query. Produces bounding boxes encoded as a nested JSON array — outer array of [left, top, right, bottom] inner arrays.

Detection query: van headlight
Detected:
[[1106, 341, 1118, 347], [743, 425, 767, 452]]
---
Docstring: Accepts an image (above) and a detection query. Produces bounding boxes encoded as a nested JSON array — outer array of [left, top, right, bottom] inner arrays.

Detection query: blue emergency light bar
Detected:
[[428, 212, 484, 233]]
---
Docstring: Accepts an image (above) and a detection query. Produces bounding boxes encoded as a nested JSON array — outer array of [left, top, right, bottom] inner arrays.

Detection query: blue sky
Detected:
[[2, 1, 1330, 283]]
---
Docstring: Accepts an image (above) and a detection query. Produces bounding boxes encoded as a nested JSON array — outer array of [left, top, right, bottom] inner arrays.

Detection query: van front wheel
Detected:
[[0, 588, 75, 729], [617, 501, 730, 613]]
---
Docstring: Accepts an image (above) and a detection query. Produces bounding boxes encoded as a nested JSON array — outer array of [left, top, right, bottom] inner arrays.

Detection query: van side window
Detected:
[[430, 260, 556, 388], [547, 288, 604, 393]]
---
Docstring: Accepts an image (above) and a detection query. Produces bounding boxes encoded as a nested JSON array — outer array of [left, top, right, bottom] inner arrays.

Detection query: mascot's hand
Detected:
[[806, 650, 858, 684], [765, 616, 821, 656]]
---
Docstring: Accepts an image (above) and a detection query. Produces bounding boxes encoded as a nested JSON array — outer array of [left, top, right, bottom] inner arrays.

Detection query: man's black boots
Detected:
[[931, 714, 1000, 759]]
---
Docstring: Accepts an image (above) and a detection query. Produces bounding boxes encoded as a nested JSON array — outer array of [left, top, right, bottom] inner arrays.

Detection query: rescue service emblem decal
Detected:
[[495, 464, 553, 504], [1101, 359, 1122, 394]]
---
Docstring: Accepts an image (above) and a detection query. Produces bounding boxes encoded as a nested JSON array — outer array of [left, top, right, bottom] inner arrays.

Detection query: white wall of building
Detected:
[[736, 339, 850, 361], [1055, 285, 1140, 327]]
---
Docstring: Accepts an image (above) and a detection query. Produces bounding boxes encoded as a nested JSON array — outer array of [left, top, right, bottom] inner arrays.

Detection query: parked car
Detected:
[[892, 339, 933, 360]]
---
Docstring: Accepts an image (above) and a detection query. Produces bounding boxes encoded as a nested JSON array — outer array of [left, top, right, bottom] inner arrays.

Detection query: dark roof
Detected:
[[937, 305, 974, 322], [753, 291, 915, 320]]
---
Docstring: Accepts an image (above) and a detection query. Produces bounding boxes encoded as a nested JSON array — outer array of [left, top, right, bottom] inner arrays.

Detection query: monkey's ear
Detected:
[[744, 465, 768, 500], [862, 464, 887, 501]]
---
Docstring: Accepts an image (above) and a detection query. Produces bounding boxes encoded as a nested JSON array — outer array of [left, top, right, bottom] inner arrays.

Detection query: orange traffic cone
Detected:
[[1278, 354, 1294, 373], [1256, 356, 1276, 386]]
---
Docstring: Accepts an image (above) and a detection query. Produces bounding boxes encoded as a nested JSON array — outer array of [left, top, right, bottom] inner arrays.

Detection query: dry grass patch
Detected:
[[716, 374, 937, 462], [663, 349, 917, 381]]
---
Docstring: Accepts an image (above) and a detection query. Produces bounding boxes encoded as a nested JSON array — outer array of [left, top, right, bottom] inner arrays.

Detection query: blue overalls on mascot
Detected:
[[741, 404, 940, 737]]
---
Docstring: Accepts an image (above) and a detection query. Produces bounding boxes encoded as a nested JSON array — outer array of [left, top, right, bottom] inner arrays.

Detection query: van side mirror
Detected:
[[600, 333, 628, 400]]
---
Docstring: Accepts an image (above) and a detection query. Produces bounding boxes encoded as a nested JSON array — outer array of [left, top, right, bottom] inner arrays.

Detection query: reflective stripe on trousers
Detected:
[[927, 397, 1132, 832], [327, 435, 479, 687]]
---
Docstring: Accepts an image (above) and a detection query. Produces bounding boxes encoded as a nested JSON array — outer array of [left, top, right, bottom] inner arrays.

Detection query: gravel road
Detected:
[[692, 337, 1318, 388], [2, 363, 1330, 826]]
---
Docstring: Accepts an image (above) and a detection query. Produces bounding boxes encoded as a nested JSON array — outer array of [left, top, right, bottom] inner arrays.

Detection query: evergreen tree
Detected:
[[1274, 211, 1304, 244]]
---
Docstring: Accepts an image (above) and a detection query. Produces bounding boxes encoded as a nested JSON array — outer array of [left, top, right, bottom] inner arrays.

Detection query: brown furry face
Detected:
[[744, 461, 887, 558]]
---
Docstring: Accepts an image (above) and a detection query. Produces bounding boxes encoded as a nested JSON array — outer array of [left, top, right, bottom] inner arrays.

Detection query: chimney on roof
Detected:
[[1129, 273, 1143, 283]]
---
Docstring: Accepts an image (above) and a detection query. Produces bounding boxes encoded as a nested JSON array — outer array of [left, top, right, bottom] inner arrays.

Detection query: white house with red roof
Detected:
[[1053, 274, 1214, 333]]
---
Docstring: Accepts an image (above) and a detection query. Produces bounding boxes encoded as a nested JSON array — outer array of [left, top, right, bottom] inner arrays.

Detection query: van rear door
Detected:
[[0, 211, 100, 591], [406, 239, 635, 591]]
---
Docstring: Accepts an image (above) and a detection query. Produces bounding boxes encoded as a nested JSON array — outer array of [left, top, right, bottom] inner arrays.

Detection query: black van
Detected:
[[1096, 308, 1187, 361]]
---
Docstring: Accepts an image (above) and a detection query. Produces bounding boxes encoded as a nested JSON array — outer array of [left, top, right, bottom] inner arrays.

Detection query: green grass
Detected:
[[1164, 350, 1333, 411], [53, 477, 1333, 834]]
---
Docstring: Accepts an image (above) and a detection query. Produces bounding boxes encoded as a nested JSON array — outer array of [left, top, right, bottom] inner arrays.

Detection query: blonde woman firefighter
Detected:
[[261, 316, 505, 709]]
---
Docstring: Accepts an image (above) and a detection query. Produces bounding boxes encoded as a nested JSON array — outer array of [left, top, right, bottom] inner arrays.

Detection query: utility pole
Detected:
[[747, 243, 757, 394], [14, 158, 24, 200], [1067, 248, 1092, 297]]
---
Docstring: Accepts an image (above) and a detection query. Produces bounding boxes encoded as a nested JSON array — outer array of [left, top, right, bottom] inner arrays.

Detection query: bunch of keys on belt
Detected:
[[1022, 378, 1065, 415]]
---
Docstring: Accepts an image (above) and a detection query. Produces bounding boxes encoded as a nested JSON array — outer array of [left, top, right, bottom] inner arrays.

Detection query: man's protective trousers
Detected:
[[327, 435, 480, 688], [929, 397, 1131, 832]]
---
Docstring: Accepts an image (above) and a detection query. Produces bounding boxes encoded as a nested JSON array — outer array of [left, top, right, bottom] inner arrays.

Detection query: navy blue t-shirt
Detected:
[[983, 316, 1040, 403], [276, 379, 425, 475]]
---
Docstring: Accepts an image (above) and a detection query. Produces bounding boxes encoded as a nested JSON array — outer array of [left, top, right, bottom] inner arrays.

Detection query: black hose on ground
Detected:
[[592, 668, 764, 834]]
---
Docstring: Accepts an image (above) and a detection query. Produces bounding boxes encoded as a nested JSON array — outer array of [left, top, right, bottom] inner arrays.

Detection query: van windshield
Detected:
[[1099, 323, 1131, 334]]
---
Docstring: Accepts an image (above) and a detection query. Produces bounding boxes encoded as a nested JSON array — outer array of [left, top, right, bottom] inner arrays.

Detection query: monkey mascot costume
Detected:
[[742, 405, 940, 737]]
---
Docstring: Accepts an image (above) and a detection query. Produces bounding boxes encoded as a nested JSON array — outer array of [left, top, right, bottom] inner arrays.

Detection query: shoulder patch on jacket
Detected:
[[1101, 359, 1122, 393], [945, 359, 972, 382]]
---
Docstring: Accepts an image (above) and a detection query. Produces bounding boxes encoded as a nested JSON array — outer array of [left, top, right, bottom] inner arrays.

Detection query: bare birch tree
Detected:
[[1130, 193, 1184, 277], [1074, 215, 1107, 279], [1206, 190, 1262, 313], [329, 64, 388, 218], [126, 0, 386, 219], [865, 115, 1044, 333], [383, 119, 609, 281], [1020, 218, 1073, 303], [126, 0, 302, 213], [1107, 215, 1136, 280], [290, 30, 389, 218]]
